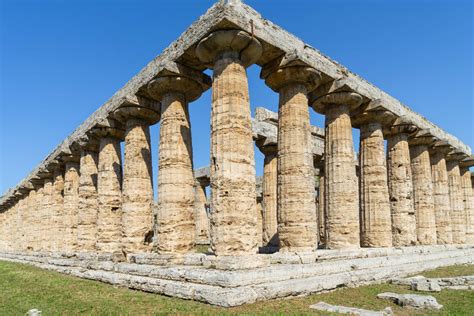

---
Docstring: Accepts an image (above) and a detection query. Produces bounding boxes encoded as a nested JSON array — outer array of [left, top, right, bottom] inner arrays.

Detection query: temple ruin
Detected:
[[0, 0, 473, 307]]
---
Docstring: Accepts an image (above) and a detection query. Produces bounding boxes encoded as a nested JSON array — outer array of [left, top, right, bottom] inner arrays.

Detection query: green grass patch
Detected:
[[0, 261, 472, 315]]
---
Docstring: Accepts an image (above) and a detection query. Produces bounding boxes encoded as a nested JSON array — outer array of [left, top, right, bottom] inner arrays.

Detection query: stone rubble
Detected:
[[377, 292, 443, 310], [309, 302, 393, 316]]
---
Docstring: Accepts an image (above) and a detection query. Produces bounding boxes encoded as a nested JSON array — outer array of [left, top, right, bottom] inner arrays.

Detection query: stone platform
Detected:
[[0, 245, 472, 307]]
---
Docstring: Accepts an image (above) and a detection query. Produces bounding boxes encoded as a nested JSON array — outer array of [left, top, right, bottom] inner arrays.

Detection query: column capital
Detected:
[[256, 141, 277, 157], [148, 75, 208, 103], [460, 155, 474, 168], [429, 140, 453, 155], [112, 96, 161, 125], [196, 29, 262, 68], [446, 150, 469, 162], [76, 134, 100, 152], [408, 129, 437, 146], [383, 116, 418, 137], [91, 118, 125, 139], [311, 91, 363, 114], [260, 56, 321, 92]]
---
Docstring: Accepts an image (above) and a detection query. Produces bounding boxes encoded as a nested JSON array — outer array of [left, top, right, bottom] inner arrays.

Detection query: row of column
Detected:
[[1, 28, 473, 257]]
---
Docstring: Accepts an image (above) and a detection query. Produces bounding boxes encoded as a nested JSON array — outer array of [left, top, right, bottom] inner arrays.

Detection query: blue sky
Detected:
[[1, 0, 472, 195]]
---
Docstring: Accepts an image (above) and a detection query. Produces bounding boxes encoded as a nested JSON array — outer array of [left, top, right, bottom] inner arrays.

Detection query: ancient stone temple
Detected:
[[0, 0, 473, 307]]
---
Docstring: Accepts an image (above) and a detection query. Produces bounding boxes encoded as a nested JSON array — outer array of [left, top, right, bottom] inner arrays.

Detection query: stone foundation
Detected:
[[1, 245, 472, 307]]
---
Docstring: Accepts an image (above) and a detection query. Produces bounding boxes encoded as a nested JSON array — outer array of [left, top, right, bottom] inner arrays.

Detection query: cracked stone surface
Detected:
[[310, 302, 393, 316], [63, 162, 80, 252], [262, 150, 278, 247], [410, 144, 437, 245], [387, 131, 416, 247], [430, 151, 453, 244], [359, 121, 392, 247], [461, 167, 474, 244], [197, 30, 261, 255], [377, 292, 443, 310], [97, 136, 123, 254], [122, 118, 154, 254], [194, 182, 210, 245], [446, 159, 466, 243], [77, 150, 99, 251]]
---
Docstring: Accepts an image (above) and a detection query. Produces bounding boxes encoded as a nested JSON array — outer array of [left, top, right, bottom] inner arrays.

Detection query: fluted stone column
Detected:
[[63, 160, 80, 252], [77, 146, 99, 252], [196, 30, 262, 255], [430, 145, 453, 244], [31, 184, 44, 251], [312, 92, 362, 249], [357, 117, 392, 248], [51, 167, 65, 252], [40, 178, 53, 251], [258, 145, 278, 247], [460, 161, 474, 244], [194, 180, 210, 245], [148, 72, 208, 254], [386, 119, 417, 246], [96, 129, 124, 254], [317, 168, 326, 247], [118, 106, 159, 255], [446, 156, 466, 244], [261, 61, 320, 252], [409, 135, 437, 245], [26, 189, 37, 251]]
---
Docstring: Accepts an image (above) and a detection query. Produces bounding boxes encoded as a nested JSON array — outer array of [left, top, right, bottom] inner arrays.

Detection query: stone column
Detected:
[[62, 159, 80, 252], [430, 144, 453, 244], [194, 180, 210, 245], [317, 167, 326, 247], [95, 127, 124, 254], [40, 177, 53, 251], [446, 154, 467, 244], [352, 110, 393, 248], [51, 166, 65, 252], [261, 60, 320, 252], [148, 71, 208, 254], [25, 189, 37, 251], [77, 144, 99, 252], [31, 183, 44, 252], [196, 30, 262, 255], [409, 133, 437, 245], [258, 144, 278, 247], [386, 119, 417, 247], [117, 106, 159, 255], [311, 92, 363, 249], [460, 158, 474, 244]]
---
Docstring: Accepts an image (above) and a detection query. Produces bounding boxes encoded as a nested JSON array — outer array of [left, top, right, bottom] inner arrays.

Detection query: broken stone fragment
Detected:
[[410, 280, 441, 292], [377, 292, 443, 310], [309, 302, 393, 316]]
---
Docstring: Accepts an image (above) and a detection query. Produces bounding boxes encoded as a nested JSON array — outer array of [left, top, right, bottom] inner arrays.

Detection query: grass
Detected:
[[0, 261, 472, 315]]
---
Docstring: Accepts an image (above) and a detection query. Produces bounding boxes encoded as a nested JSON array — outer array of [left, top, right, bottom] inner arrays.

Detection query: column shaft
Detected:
[[51, 169, 64, 252], [209, 52, 258, 255], [325, 105, 359, 249], [461, 167, 474, 244], [359, 122, 392, 247], [430, 151, 453, 244], [387, 132, 416, 246], [122, 118, 154, 254], [63, 162, 80, 252], [447, 160, 466, 243], [410, 144, 437, 244], [194, 182, 210, 244], [262, 152, 278, 247], [97, 136, 123, 253], [157, 93, 195, 253], [77, 150, 99, 251], [317, 171, 326, 247]]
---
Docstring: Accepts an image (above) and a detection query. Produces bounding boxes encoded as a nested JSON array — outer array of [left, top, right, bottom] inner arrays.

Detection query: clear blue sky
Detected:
[[1, 0, 472, 196]]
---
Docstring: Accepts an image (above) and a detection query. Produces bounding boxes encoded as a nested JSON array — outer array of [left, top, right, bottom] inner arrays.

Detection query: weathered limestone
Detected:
[[409, 132, 437, 245], [386, 118, 417, 247], [261, 59, 320, 252], [317, 168, 326, 247], [63, 160, 80, 252], [430, 143, 453, 244], [51, 167, 65, 252], [460, 158, 474, 244], [40, 177, 53, 251], [77, 146, 99, 251], [194, 181, 210, 245], [446, 155, 466, 244], [257, 144, 278, 247], [95, 127, 124, 254], [25, 189, 37, 251], [31, 184, 44, 251], [148, 67, 209, 254], [114, 104, 160, 255], [312, 92, 363, 249], [196, 30, 262, 255], [352, 107, 394, 248]]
